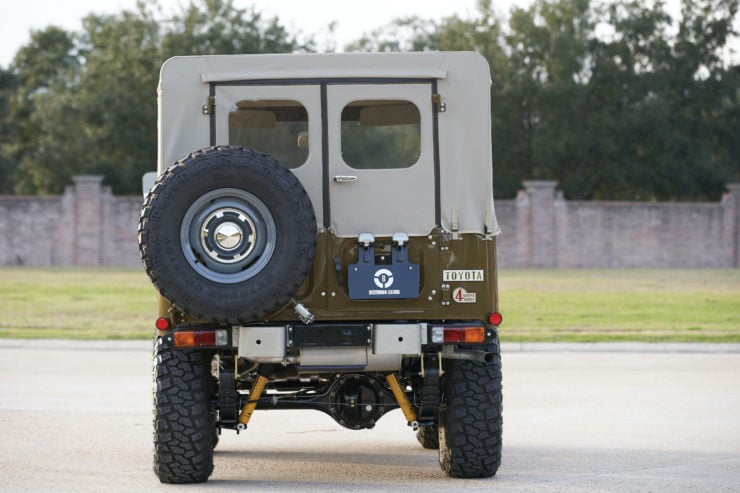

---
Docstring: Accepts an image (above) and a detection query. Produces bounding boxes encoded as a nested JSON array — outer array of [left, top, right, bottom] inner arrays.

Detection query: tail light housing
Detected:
[[430, 324, 488, 344], [173, 329, 229, 348]]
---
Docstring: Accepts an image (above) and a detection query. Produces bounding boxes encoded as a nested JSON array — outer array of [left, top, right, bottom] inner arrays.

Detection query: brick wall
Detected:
[[0, 176, 142, 267], [495, 181, 740, 268], [0, 176, 738, 268]]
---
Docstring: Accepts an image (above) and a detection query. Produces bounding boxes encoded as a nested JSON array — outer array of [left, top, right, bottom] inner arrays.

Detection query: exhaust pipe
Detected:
[[441, 345, 495, 364]]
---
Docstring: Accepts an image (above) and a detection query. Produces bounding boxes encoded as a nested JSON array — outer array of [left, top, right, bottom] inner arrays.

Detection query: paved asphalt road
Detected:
[[0, 340, 738, 492]]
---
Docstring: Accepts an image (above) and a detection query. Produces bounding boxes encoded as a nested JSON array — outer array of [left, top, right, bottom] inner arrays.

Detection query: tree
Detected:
[[3, 0, 738, 199], [495, 0, 594, 198], [3, 0, 305, 195], [501, 0, 739, 200], [3, 26, 79, 194], [579, 0, 740, 199], [666, 0, 740, 197], [348, 0, 739, 201], [0, 67, 18, 193], [160, 0, 307, 56]]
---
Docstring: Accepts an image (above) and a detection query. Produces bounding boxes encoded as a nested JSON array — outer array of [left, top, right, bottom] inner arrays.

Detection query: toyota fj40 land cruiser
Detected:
[[140, 52, 503, 484]]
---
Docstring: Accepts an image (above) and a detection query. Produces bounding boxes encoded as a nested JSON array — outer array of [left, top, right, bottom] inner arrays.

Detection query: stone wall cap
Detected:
[[522, 180, 558, 189], [73, 175, 104, 184]]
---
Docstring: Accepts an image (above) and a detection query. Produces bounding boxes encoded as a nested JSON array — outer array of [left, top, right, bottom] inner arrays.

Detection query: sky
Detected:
[[0, 0, 735, 68], [0, 0, 492, 66]]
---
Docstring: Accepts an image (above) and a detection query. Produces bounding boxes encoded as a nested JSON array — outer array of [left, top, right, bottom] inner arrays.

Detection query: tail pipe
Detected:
[[441, 345, 495, 364]]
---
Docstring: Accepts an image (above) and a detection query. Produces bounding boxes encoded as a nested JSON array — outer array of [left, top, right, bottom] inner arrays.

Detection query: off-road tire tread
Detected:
[[439, 341, 503, 478], [153, 339, 215, 483]]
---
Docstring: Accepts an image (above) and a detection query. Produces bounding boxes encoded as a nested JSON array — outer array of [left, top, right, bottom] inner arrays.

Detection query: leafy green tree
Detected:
[[161, 0, 306, 56], [2, 0, 738, 199], [578, 0, 740, 199], [3, 0, 304, 195], [349, 0, 739, 201], [4, 26, 79, 194], [504, 0, 739, 200], [0, 67, 18, 193], [496, 0, 595, 197], [345, 16, 437, 52], [666, 0, 740, 198], [69, 6, 162, 193]]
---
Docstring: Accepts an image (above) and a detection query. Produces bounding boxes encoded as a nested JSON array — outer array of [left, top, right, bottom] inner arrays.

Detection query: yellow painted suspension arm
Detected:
[[238, 374, 268, 427], [385, 373, 418, 425]]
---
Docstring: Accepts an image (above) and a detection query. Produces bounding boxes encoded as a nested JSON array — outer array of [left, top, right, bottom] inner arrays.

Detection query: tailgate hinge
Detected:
[[450, 209, 460, 240], [440, 284, 451, 306], [432, 93, 446, 112], [202, 96, 215, 115]]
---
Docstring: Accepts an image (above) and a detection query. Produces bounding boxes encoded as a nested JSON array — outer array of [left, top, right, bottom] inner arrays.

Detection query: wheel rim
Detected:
[[180, 188, 276, 284]]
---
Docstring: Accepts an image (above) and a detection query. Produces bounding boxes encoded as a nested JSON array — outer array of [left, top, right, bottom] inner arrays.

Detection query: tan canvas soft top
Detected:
[[158, 52, 499, 236]]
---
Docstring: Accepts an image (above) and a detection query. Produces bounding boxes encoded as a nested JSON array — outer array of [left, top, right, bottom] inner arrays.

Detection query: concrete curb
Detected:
[[0, 339, 151, 351], [501, 342, 740, 353], [1, 339, 739, 353]]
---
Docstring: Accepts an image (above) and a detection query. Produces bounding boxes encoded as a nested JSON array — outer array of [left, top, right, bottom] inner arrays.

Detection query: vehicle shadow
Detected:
[[190, 444, 740, 492]]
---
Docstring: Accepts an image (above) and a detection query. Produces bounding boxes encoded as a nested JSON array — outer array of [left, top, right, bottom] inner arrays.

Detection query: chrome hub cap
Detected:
[[214, 223, 242, 250], [180, 188, 276, 284], [199, 208, 257, 264]]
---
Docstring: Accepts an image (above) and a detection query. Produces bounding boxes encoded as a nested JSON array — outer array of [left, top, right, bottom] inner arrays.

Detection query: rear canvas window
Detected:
[[228, 100, 308, 169], [340, 100, 421, 169]]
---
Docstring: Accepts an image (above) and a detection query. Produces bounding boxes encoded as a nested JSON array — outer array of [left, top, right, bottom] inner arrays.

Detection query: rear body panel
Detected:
[[160, 230, 498, 324]]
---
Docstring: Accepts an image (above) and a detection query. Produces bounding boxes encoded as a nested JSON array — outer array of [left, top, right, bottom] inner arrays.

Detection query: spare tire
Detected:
[[139, 146, 317, 324]]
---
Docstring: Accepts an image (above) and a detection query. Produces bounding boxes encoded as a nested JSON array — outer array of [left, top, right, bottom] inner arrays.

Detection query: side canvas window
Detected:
[[228, 100, 309, 169], [340, 100, 421, 169]]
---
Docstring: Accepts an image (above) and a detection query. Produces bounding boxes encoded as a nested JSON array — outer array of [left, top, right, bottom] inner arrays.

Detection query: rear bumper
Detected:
[[162, 321, 497, 372]]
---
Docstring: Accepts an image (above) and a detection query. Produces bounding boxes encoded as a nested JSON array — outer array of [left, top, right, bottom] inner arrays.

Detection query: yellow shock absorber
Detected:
[[385, 373, 418, 425], [238, 374, 268, 427]]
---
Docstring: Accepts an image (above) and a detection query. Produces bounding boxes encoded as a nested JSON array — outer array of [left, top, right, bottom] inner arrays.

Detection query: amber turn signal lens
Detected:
[[173, 331, 196, 347]]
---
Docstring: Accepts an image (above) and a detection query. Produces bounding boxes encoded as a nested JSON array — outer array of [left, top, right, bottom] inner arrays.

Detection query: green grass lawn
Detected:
[[0, 268, 156, 339], [0, 267, 738, 342], [498, 269, 740, 342]]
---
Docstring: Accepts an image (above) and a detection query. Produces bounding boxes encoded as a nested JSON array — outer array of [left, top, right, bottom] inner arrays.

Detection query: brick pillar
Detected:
[[52, 185, 76, 265], [727, 183, 740, 268], [73, 175, 104, 266], [523, 180, 558, 268]]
